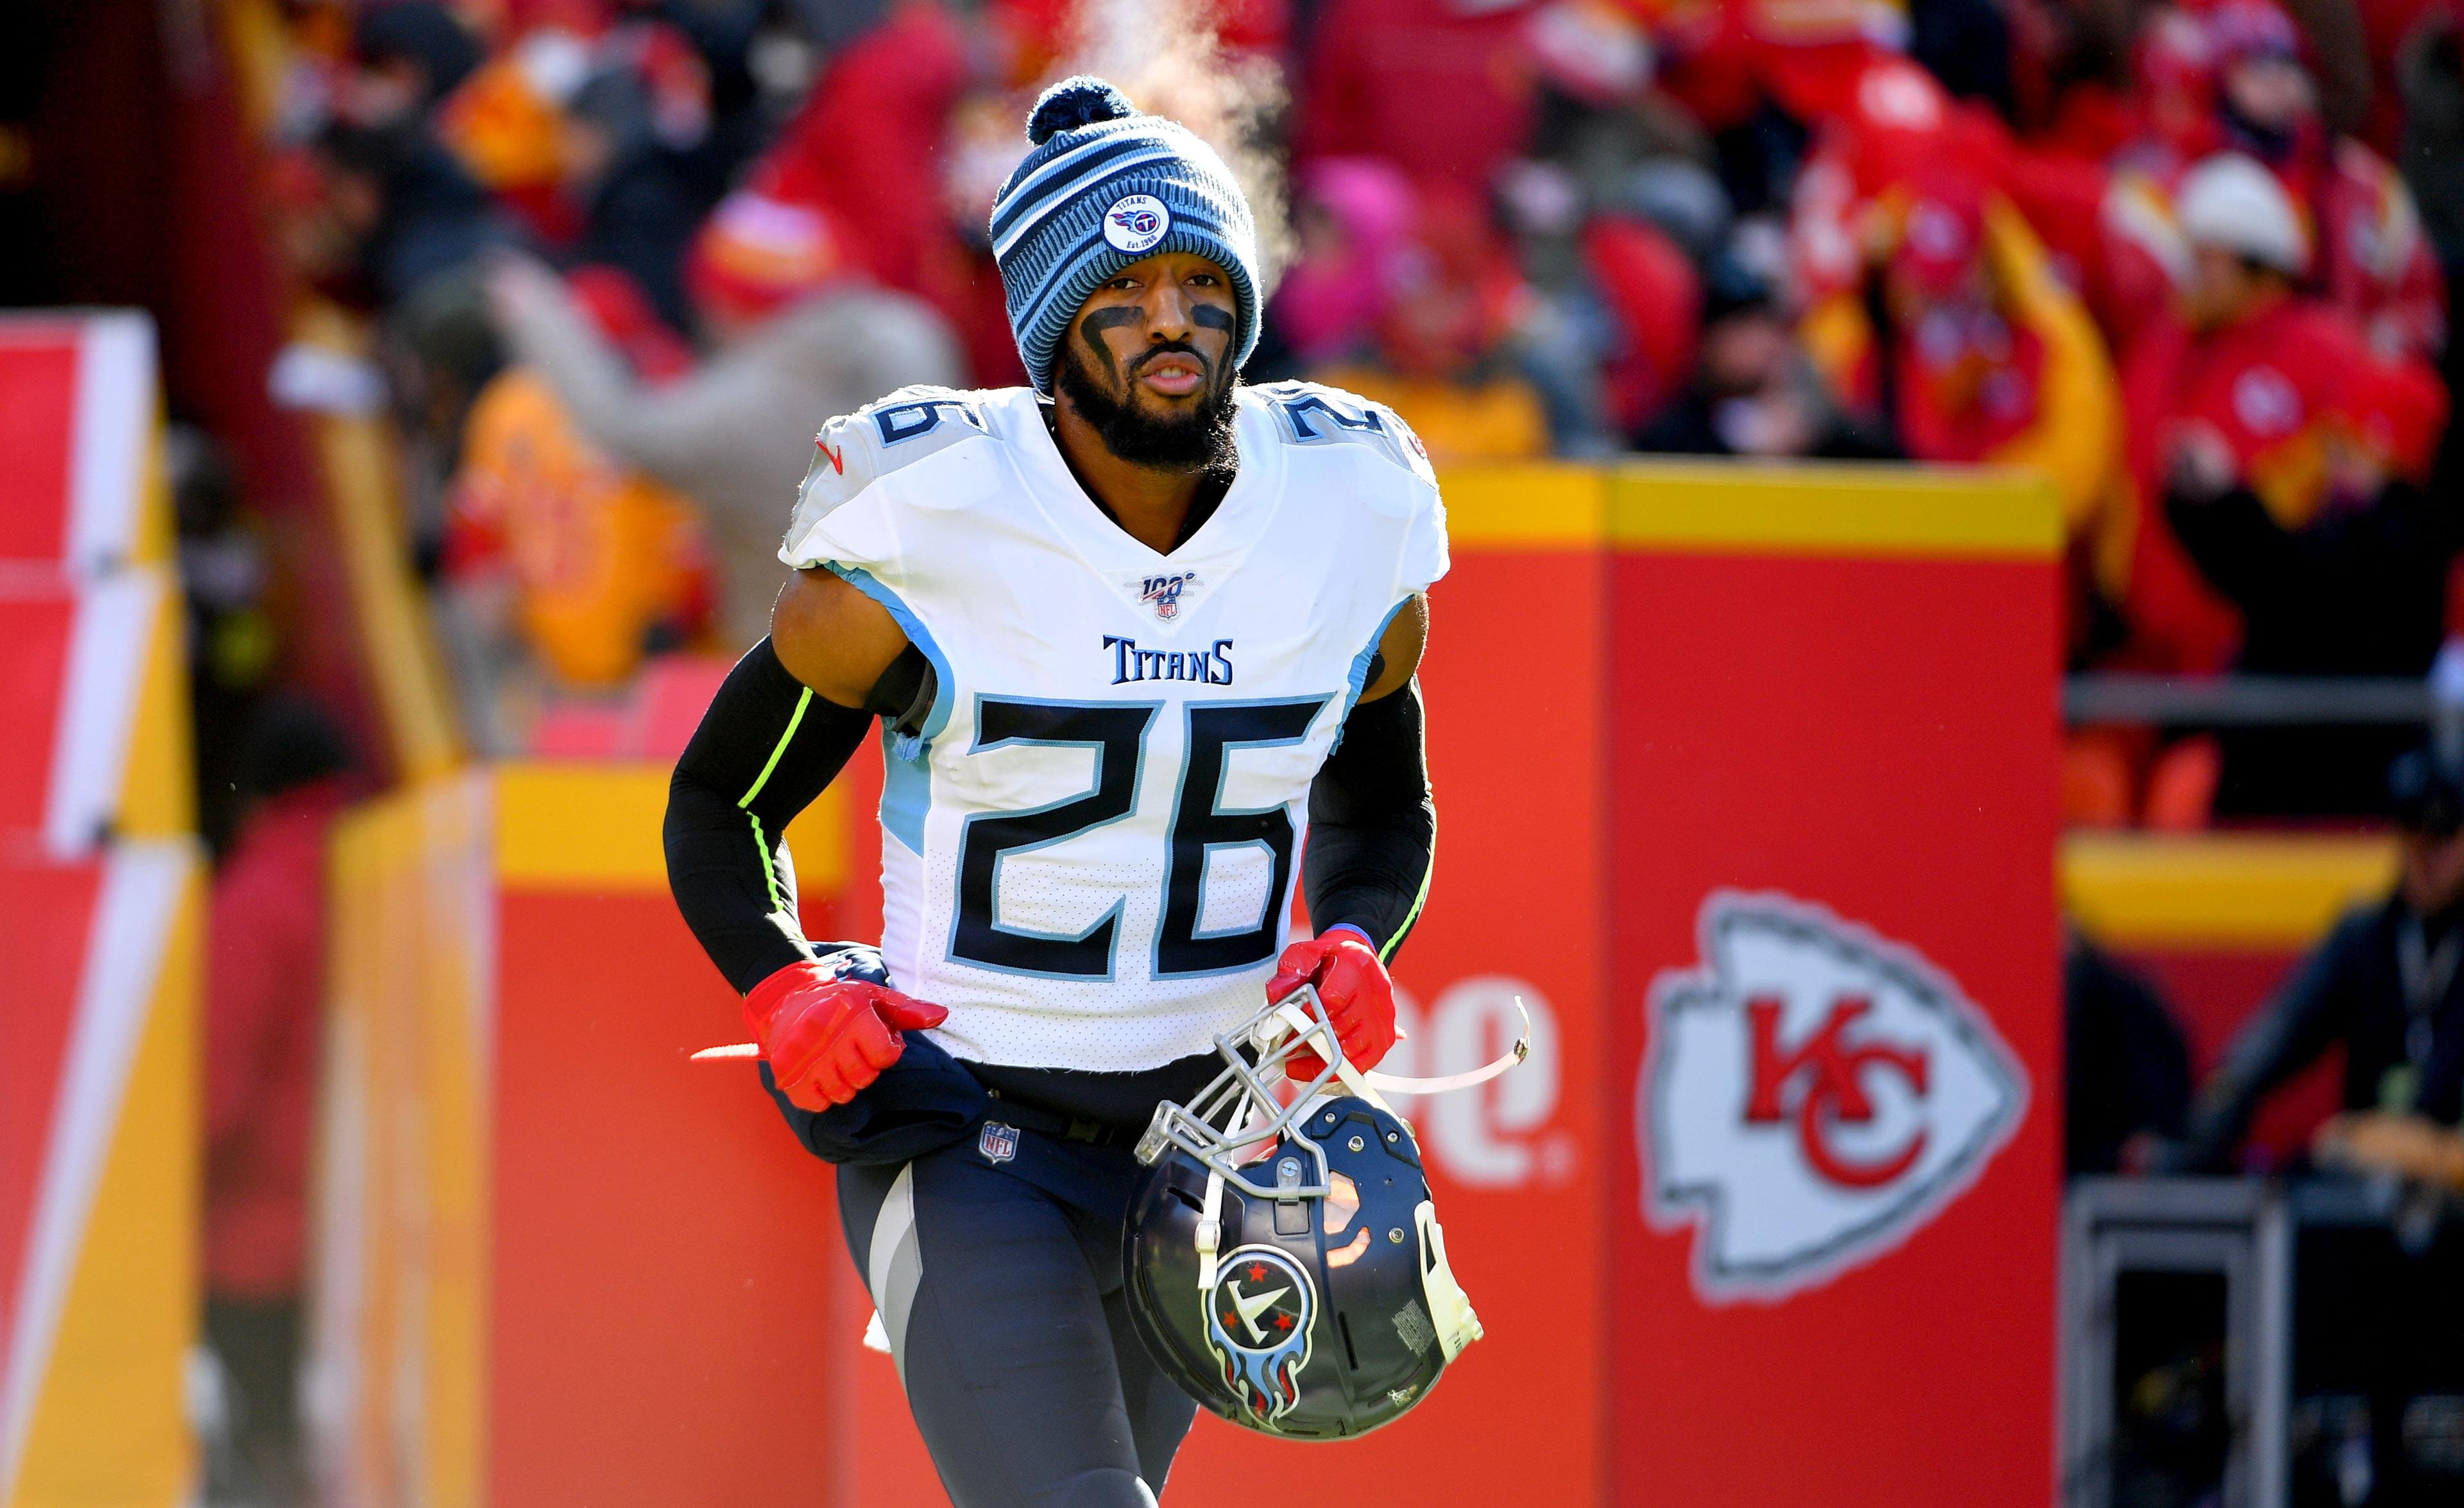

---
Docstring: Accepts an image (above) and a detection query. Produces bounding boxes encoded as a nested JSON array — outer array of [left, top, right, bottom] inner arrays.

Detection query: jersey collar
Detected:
[[1016, 388, 1287, 630]]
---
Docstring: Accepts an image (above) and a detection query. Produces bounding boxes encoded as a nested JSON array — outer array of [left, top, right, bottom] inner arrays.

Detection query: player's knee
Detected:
[[1034, 1467, 1158, 1507]]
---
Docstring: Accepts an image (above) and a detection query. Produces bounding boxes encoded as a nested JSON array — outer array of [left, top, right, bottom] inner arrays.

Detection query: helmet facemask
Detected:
[[1136, 984, 1358, 1200]]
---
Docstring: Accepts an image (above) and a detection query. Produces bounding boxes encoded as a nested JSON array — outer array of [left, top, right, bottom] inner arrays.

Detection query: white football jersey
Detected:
[[778, 381, 1449, 1071]]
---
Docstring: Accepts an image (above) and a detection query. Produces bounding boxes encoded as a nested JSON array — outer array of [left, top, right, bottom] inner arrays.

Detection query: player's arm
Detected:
[[1274, 595, 1433, 1073], [2171, 909, 2365, 1170], [1307, 594, 1433, 954], [662, 567, 943, 1108]]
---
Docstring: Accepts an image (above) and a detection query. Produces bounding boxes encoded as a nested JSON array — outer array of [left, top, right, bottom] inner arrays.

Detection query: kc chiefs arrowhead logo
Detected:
[[1642, 892, 2027, 1304]]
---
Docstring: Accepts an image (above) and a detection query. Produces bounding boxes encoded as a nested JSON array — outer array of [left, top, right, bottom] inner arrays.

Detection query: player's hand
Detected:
[[744, 960, 948, 1112], [1267, 928, 1399, 1078]]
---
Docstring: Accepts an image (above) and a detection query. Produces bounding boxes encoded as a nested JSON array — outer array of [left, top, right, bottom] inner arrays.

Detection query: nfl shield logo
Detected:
[[1140, 572, 1194, 621], [979, 1121, 1020, 1164]]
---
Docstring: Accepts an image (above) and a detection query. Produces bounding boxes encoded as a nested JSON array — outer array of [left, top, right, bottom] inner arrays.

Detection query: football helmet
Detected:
[[1122, 986, 1523, 1439]]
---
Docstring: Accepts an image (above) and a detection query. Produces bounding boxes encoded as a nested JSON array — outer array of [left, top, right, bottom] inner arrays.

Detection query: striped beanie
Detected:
[[989, 77, 1260, 393]]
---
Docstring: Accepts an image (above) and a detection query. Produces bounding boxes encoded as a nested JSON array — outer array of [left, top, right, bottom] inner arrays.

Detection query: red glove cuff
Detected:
[[743, 959, 835, 1036]]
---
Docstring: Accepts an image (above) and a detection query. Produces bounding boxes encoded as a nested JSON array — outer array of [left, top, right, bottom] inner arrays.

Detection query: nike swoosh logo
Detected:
[[1228, 1280, 1289, 1344]]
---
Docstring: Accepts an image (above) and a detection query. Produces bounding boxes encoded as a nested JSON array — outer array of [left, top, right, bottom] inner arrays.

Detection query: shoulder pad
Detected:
[[789, 384, 997, 535], [1249, 380, 1438, 487]]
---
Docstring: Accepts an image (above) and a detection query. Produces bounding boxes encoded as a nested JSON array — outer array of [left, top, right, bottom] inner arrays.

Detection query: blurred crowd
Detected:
[[223, 0, 2464, 820]]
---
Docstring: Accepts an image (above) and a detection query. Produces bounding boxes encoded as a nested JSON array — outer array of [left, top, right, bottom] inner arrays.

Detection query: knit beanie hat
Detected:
[[989, 77, 1260, 393]]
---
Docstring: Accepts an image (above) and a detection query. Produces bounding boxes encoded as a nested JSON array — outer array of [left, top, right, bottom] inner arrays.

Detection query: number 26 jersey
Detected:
[[779, 380, 1448, 1072]]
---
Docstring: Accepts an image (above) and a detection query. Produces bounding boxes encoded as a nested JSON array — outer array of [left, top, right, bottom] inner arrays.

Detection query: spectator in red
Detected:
[[751, 2, 996, 369], [1583, 207, 1706, 442], [1784, 49, 2098, 315], [1802, 171, 2121, 536], [203, 698, 355, 1508], [1293, 0, 1543, 194], [2116, 153, 2445, 674], [2103, 0, 2445, 360], [2151, 160, 2456, 813]]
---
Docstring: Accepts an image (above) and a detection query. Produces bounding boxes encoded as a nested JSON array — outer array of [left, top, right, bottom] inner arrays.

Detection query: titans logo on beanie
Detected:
[[989, 76, 1261, 393]]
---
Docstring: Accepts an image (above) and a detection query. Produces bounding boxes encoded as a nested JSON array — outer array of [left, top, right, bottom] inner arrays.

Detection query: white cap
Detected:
[[2176, 153, 2309, 275]]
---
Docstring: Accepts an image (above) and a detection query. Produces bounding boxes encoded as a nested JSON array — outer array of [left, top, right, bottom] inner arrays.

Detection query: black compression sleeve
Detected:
[[1304, 678, 1435, 962], [665, 638, 876, 993]]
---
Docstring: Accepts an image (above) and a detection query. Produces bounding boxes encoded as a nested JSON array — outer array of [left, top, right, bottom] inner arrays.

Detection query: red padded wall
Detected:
[[1606, 550, 2062, 1505]]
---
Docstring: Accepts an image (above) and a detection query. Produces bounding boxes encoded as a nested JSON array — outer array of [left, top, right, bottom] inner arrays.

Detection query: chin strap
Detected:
[[1195, 1154, 1229, 1292], [1194, 1083, 1265, 1292], [1267, 996, 1532, 1110]]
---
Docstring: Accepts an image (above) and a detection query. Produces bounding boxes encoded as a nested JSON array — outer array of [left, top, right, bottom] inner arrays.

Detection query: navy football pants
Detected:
[[837, 1122, 1199, 1507]]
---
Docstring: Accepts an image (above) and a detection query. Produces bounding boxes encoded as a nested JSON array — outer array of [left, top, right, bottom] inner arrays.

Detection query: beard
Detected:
[[1056, 338, 1239, 474]]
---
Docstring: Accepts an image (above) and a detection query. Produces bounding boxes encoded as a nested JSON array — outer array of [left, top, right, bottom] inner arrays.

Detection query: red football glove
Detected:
[[1267, 927, 1399, 1079], [744, 961, 948, 1112]]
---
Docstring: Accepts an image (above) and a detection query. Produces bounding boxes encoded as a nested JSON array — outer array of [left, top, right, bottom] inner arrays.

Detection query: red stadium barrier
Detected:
[[1602, 467, 2062, 1505], [0, 311, 199, 1508], [313, 769, 861, 1508]]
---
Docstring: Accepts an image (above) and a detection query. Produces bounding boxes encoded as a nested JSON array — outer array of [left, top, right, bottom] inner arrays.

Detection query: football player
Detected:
[[663, 77, 1446, 1505]]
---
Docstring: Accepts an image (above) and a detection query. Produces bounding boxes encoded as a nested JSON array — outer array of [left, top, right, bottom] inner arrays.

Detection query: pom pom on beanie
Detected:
[[1026, 76, 1136, 145]]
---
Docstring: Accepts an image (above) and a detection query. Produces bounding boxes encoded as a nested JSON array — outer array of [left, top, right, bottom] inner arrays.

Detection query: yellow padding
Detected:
[[8, 854, 199, 1508], [320, 776, 491, 1508], [1610, 463, 2061, 558], [494, 763, 667, 887], [1434, 460, 2060, 557], [494, 762, 845, 895], [2062, 832, 2399, 948], [116, 567, 196, 841], [1437, 463, 1607, 547]]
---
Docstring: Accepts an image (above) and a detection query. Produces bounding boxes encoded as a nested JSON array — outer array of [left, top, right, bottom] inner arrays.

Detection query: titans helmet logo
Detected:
[[1204, 1245, 1315, 1428]]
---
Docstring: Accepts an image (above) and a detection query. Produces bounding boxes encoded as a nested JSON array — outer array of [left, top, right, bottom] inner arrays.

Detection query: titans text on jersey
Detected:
[[1103, 635, 1235, 685]]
